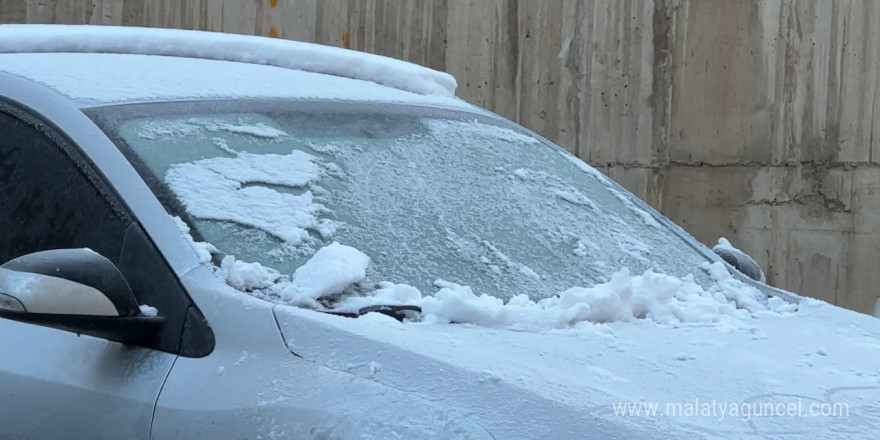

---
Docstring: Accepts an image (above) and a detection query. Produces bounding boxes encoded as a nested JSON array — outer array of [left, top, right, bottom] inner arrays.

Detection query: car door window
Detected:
[[0, 111, 131, 262], [0, 103, 212, 356]]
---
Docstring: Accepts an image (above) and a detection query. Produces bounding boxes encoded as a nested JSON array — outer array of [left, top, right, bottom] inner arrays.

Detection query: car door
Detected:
[[0, 103, 178, 439]]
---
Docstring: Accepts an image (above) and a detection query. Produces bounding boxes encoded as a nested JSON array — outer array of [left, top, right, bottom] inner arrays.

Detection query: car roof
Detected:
[[0, 24, 468, 109]]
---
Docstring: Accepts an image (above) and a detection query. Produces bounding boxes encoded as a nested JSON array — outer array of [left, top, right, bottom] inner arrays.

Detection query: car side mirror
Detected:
[[0, 248, 163, 343], [712, 238, 766, 283]]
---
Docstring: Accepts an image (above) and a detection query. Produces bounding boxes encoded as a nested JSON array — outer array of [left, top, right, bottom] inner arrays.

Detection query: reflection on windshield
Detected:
[[108, 105, 712, 302]]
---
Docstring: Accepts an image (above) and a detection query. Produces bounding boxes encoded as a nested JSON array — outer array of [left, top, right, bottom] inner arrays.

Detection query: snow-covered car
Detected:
[[0, 25, 878, 439]]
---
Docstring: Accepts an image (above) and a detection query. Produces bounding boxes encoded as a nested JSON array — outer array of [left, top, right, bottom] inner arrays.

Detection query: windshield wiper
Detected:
[[320, 305, 422, 322]]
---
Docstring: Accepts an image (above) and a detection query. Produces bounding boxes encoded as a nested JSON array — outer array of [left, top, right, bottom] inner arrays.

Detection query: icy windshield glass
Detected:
[[93, 102, 712, 302]]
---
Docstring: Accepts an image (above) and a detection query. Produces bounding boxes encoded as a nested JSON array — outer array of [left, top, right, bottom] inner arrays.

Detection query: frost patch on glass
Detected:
[[607, 187, 662, 229], [138, 118, 287, 141], [512, 168, 598, 210], [426, 119, 541, 145], [166, 150, 329, 246]]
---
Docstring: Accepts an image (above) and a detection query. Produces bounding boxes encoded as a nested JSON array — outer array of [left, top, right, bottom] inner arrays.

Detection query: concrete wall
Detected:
[[2, 0, 879, 314]]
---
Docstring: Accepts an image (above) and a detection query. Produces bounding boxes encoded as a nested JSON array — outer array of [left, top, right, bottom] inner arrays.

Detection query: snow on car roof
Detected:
[[0, 52, 470, 107], [0, 25, 456, 95], [0, 25, 466, 107]]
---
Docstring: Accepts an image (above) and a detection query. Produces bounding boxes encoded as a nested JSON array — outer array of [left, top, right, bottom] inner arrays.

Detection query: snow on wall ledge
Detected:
[[0, 24, 457, 97]]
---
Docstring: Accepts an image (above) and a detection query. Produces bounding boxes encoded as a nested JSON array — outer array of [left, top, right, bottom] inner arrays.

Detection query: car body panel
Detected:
[[275, 300, 880, 439], [275, 305, 659, 439], [153, 266, 496, 439], [0, 317, 175, 439]]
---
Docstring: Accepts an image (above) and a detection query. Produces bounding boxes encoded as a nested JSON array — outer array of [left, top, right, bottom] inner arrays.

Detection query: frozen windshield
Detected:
[[90, 101, 712, 302]]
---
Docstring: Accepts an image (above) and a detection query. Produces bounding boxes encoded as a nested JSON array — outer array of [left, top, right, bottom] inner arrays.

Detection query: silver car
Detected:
[[0, 25, 878, 439]]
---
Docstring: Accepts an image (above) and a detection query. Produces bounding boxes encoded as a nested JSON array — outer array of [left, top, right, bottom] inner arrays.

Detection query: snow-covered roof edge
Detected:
[[0, 24, 457, 97]]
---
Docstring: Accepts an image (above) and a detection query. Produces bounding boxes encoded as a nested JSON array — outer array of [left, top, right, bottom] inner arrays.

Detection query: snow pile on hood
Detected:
[[209, 242, 371, 306], [219, 255, 281, 292], [203, 238, 796, 331], [336, 263, 795, 331], [279, 243, 371, 308]]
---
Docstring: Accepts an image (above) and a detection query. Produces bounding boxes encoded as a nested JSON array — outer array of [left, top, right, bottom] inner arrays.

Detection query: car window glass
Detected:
[[0, 105, 212, 356], [109, 106, 712, 302], [0, 110, 130, 263]]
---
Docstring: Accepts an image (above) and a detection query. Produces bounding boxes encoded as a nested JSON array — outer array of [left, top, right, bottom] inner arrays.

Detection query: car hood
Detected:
[[274, 300, 880, 439]]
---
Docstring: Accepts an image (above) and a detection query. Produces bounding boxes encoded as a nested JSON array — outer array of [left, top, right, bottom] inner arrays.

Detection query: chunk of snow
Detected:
[[702, 261, 767, 312], [138, 304, 158, 317], [219, 255, 281, 291], [280, 243, 371, 307]]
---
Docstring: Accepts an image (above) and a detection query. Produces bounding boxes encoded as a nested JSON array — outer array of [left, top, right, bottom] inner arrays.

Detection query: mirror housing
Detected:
[[712, 238, 766, 283], [0, 249, 163, 343]]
